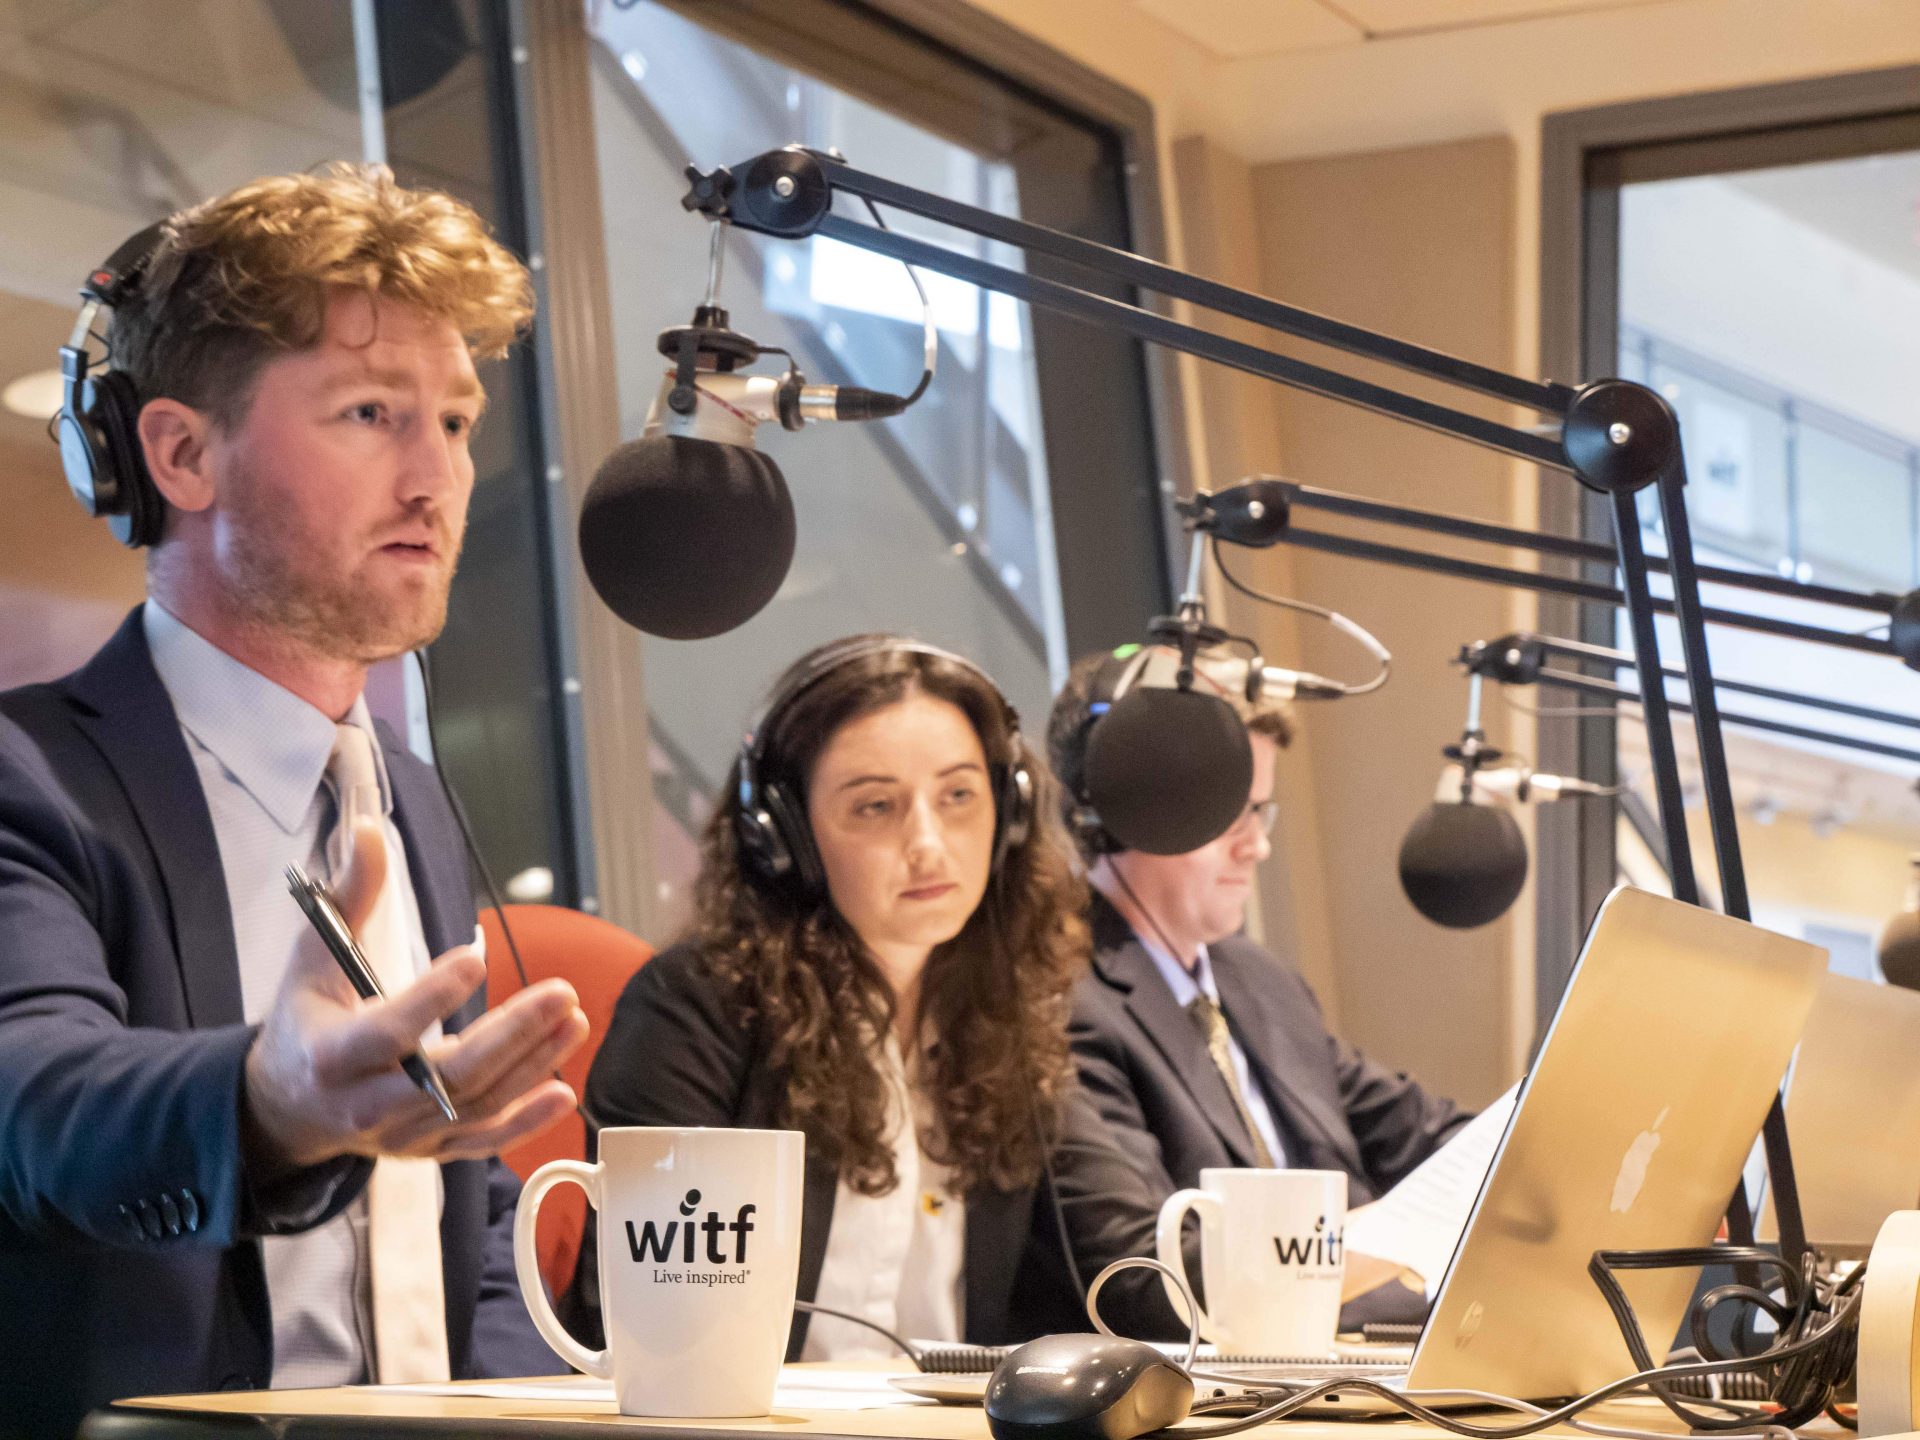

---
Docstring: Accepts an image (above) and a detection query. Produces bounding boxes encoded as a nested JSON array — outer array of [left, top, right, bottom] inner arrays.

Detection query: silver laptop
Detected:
[[1263, 886, 1826, 1407], [1759, 971, 1920, 1250]]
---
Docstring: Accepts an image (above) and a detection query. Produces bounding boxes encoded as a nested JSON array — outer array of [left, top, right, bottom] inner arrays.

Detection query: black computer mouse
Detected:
[[985, 1333, 1194, 1440]]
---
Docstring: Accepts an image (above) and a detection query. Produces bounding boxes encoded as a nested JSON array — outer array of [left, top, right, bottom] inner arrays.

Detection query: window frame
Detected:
[[1535, 65, 1920, 1030]]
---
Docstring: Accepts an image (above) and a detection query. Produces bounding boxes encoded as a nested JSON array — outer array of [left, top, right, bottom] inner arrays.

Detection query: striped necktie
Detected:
[[1186, 993, 1277, 1169]]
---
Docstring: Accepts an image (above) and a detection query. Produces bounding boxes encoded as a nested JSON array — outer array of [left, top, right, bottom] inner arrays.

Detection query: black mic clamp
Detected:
[[1144, 610, 1232, 695], [682, 150, 836, 238], [1457, 633, 1546, 686], [1177, 478, 1292, 549]]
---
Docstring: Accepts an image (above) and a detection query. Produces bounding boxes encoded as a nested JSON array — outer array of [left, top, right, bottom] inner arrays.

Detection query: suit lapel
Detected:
[[1089, 898, 1258, 1167], [64, 608, 243, 1028], [380, 727, 464, 959], [1211, 946, 1363, 1176]]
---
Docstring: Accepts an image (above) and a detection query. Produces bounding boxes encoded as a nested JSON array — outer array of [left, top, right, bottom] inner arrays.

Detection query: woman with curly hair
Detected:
[[567, 635, 1173, 1358]]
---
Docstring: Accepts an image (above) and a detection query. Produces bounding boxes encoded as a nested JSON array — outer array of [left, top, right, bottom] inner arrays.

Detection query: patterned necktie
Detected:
[[327, 723, 452, 1384], [1185, 993, 1278, 1168]]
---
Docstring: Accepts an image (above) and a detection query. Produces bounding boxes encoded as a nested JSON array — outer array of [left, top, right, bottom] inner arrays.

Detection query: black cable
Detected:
[[1155, 1284, 1862, 1440], [1586, 1245, 1859, 1431], [413, 648, 531, 994], [983, 874, 1088, 1307], [792, 1300, 923, 1365], [790, 1302, 1014, 1373]]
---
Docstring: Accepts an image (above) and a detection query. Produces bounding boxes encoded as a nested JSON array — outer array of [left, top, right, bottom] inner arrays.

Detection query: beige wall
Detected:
[[1241, 136, 1529, 1107], [1169, 135, 1342, 1023], [1165, 132, 1533, 1106]]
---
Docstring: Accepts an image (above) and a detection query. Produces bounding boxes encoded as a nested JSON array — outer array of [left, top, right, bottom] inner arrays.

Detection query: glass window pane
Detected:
[[584, 0, 1135, 924], [1795, 424, 1912, 591], [1615, 146, 1920, 962]]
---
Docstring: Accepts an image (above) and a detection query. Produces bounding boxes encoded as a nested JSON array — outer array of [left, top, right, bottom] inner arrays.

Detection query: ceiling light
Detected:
[[2, 368, 63, 421]]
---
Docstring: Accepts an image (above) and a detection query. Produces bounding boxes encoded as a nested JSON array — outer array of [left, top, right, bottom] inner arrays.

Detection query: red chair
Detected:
[[478, 903, 652, 1300]]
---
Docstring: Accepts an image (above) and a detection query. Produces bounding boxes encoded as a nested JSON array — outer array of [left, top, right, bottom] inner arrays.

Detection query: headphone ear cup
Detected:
[[762, 780, 825, 899], [1070, 803, 1119, 857], [90, 369, 163, 548], [57, 368, 114, 520], [735, 805, 791, 889], [991, 755, 1034, 875]]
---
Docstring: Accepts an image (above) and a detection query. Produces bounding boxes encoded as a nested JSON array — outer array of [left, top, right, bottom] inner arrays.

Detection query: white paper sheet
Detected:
[[358, 1366, 926, 1411], [1342, 1082, 1519, 1298]]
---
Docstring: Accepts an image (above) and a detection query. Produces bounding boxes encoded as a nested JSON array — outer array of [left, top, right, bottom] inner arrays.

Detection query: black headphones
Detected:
[[1063, 645, 1152, 857], [57, 222, 171, 549], [734, 636, 1036, 900]]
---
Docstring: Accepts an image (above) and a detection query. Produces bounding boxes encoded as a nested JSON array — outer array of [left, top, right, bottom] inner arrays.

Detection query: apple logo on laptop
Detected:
[[1453, 1299, 1485, 1349], [1610, 1106, 1670, 1214]]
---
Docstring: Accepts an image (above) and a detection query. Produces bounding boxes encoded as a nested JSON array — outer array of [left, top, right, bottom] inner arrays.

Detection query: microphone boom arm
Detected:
[[678, 143, 1809, 1267]]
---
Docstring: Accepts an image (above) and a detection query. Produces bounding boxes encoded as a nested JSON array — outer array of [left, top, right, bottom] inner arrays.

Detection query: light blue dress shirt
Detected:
[[143, 601, 435, 1388], [1133, 931, 1289, 1168]]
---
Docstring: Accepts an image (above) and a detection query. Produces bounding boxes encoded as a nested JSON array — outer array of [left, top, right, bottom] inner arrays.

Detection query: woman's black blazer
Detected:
[[563, 941, 1182, 1357]]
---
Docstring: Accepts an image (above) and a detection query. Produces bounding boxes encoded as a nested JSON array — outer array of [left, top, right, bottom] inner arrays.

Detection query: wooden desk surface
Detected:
[[84, 1366, 1703, 1440]]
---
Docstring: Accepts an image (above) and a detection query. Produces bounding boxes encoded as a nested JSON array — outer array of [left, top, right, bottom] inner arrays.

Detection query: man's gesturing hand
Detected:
[[243, 818, 589, 1176]]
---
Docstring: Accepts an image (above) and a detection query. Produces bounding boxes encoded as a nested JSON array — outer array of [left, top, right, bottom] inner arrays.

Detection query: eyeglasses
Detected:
[[1233, 799, 1281, 837]]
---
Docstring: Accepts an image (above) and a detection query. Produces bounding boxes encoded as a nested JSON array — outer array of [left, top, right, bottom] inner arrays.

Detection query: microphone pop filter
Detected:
[[1398, 802, 1528, 929], [579, 435, 796, 640], [1084, 687, 1253, 855], [1878, 909, 1920, 991]]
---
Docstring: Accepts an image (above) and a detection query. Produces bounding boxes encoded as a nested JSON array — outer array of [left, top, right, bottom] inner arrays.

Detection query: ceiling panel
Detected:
[[1129, 0, 1357, 59], [1336, 0, 1686, 35]]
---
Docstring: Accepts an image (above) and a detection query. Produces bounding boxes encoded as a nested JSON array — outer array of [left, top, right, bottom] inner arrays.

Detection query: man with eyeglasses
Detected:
[[1046, 653, 1468, 1319]]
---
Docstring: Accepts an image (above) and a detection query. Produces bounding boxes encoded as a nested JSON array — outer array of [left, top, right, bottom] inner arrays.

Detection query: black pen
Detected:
[[284, 863, 459, 1123]]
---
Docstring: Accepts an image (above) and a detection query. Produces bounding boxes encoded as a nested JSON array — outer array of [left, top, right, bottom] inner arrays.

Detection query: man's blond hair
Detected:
[[112, 162, 533, 430]]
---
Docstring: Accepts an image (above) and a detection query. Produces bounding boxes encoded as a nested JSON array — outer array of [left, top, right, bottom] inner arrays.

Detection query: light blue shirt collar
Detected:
[[143, 600, 389, 835], [1133, 930, 1218, 1011]]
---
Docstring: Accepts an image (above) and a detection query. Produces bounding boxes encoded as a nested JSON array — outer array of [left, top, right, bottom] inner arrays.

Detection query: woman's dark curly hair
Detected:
[[695, 635, 1090, 1197]]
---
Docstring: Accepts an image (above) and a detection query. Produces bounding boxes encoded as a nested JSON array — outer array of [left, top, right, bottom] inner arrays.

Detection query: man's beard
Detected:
[[220, 484, 462, 664]]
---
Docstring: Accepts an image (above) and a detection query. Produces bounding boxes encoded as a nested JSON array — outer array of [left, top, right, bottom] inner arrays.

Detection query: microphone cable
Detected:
[[855, 195, 935, 412], [740, 183, 936, 417], [791, 1301, 1012, 1373], [1211, 538, 1391, 696], [983, 876, 1089, 1308], [413, 647, 532, 994], [1070, 1245, 1865, 1440]]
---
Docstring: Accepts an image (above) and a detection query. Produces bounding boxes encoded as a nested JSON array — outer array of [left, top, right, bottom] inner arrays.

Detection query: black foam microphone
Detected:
[[1399, 755, 1615, 929], [1877, 855, 1920, 990], [579, 304, 916, 640], [1084, 686, 1253, 855], [1399, 785, 1530, 930]]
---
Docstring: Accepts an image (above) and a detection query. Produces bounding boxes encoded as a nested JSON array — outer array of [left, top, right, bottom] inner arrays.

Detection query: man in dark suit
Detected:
[[1046, 652, 1469, 1314], [0, 165, 589, 1437]]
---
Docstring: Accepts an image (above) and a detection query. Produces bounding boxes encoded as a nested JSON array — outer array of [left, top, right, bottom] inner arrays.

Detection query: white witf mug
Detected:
[[515, 1126, 805, 1417], [1155, 1167, 1347, 1357]]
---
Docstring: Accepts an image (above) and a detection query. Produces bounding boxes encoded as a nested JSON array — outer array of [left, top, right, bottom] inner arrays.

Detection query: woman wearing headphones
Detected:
[[567, 635, 1174, 1358]]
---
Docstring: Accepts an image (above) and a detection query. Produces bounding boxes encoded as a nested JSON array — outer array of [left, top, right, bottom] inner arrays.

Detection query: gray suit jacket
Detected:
[[1069, 894, 1470, 1208]]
